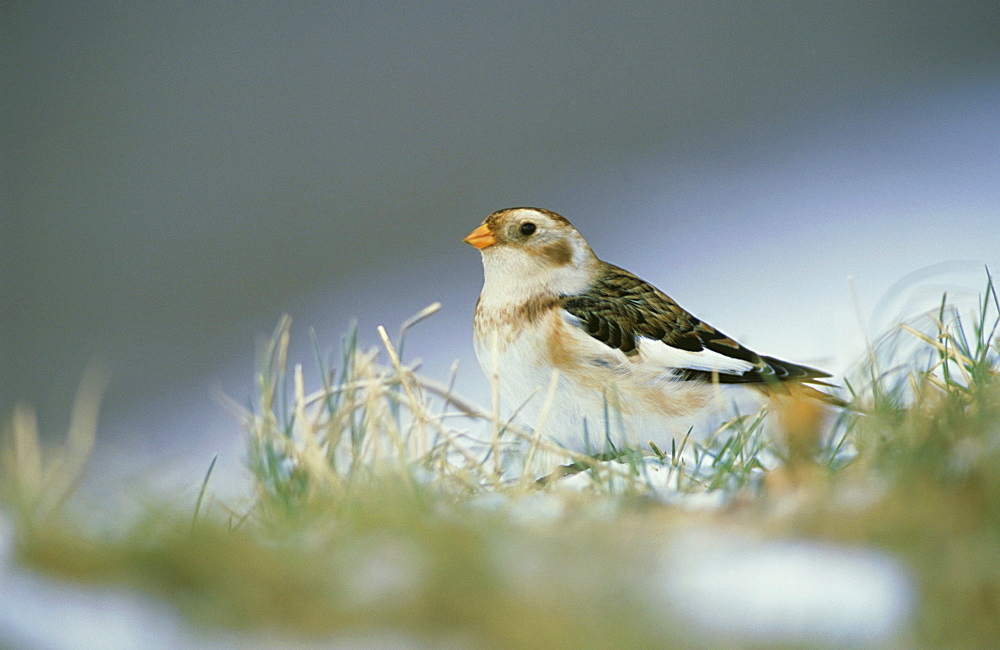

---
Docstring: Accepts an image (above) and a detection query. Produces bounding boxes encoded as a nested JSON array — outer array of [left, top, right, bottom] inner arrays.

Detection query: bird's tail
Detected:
[[753, 381, 850, 409]]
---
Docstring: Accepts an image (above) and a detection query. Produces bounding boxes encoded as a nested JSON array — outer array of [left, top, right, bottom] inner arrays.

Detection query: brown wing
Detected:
[[560, 263, 833, 385]]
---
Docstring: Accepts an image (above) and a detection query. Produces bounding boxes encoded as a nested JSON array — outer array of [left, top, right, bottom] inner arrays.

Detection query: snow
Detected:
[[656, 529, 913, 645]]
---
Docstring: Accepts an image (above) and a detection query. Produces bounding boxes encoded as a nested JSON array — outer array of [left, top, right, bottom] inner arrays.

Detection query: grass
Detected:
[[2, 272, 998, 647]]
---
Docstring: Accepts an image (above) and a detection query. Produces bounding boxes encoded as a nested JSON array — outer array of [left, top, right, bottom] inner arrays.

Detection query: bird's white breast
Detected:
[[474, 299, 756, 453]]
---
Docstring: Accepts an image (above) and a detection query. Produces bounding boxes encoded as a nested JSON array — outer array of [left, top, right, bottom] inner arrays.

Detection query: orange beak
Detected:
[[463, 223, 496, 249]]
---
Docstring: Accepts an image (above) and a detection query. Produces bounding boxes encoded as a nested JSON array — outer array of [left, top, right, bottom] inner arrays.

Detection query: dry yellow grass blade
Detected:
[[2, 366, 108, 522]]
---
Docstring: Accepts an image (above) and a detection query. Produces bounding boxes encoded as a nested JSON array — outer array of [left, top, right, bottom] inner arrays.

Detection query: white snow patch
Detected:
[[655, 529, 913, 645]]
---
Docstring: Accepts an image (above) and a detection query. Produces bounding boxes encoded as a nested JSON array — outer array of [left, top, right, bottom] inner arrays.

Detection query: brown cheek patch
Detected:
[[539, 241, 572, 266]]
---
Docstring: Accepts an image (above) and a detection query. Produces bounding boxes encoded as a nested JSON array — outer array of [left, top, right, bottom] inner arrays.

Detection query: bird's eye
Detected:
[[520, 222, 537, 236]]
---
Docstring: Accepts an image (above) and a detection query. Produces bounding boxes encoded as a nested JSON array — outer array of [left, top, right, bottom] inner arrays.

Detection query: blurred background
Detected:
[[4, 2, 999, 493]]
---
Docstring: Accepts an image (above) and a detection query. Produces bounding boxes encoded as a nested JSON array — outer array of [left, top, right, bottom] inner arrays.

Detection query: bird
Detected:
[[464, 207, 842, 455]]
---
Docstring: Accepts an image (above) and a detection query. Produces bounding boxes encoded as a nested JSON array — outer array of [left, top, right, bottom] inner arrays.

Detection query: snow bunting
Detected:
[[464, 207, 841, 453]]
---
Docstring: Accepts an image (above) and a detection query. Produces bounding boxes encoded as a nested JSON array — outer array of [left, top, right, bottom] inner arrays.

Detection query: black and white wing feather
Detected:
[[561, 263, 833, 386]]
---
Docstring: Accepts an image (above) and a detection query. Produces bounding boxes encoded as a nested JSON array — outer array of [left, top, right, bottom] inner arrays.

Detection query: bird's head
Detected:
[[464, 207, 598, 296]]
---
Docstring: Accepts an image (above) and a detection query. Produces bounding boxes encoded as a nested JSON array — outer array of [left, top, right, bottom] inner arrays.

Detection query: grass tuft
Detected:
[[2, 272, 998, 646]]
